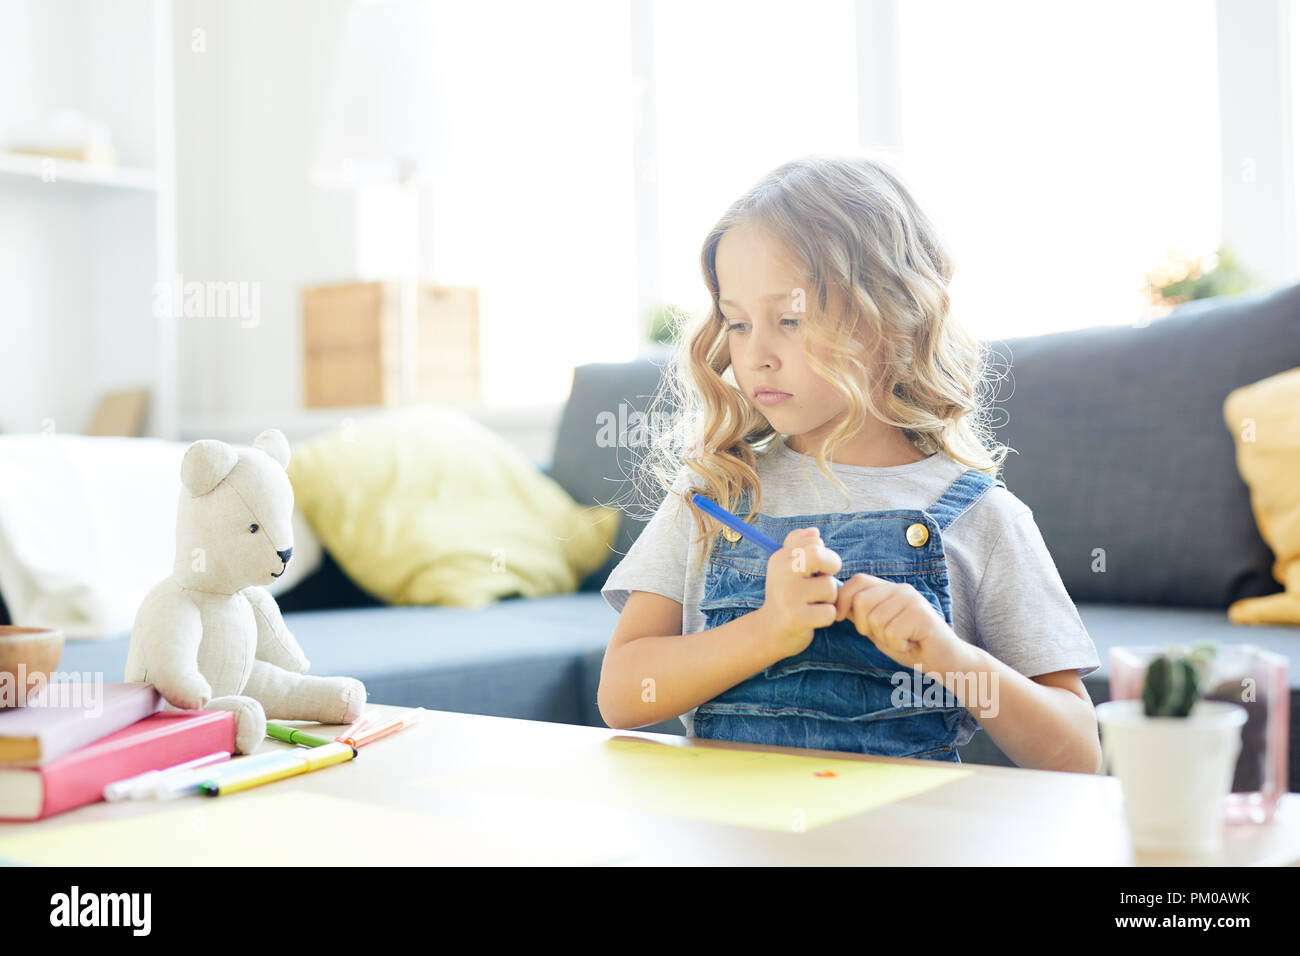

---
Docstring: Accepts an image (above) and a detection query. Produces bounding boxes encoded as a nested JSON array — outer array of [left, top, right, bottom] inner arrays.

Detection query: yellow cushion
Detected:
[[1222, 367, 1300, 625], [287, 406, 619, 607]]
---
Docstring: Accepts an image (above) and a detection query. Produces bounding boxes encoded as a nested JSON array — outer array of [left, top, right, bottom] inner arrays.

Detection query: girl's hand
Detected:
[[757, 528, 842, 659], [833, 574, 966, 675]]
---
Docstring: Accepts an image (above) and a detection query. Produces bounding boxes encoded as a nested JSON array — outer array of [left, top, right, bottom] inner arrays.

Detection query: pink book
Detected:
[[0, 710, 236, 820], [0, 682, 163, 767]]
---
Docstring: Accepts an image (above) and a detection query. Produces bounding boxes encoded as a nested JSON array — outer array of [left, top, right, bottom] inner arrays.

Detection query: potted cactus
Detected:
[[1140, 643, 1213, 716], [1096, 644, 1247, 854]]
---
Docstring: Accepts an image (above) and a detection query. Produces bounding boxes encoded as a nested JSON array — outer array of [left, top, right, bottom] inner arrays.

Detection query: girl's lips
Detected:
[[755, 390, 793, 407]]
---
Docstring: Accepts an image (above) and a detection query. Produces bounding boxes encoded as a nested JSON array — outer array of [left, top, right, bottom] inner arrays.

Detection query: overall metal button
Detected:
[[905, 522, 929, 547], [722, 527, 742, 543]]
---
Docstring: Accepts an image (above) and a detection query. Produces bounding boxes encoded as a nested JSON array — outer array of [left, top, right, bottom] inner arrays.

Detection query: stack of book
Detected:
[[0, 682, 236, 820]]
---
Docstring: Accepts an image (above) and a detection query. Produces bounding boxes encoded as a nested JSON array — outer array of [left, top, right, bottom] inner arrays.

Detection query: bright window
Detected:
[[650, 0, 860, 315], [422, 0, 639, 405], [897, 0, 1222, 339]]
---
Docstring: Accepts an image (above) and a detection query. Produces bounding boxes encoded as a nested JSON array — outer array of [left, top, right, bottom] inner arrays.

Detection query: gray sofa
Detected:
[[58, 281, 1300, 789]]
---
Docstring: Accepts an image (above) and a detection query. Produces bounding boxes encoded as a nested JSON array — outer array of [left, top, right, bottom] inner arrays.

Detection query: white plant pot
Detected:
[[1096, 699, 1247, 854]]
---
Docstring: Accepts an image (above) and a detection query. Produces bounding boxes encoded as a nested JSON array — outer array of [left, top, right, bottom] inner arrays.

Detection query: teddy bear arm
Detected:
[[126, 589, 212, 709], [244, 585, 311, 673], [202, 695, 267, 755]]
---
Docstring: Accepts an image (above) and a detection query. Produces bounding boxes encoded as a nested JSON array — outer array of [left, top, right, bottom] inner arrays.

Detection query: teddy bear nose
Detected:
[[277, 547, 293, 566]]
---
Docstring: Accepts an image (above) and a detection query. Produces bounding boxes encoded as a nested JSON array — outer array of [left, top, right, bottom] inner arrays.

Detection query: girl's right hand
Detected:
[[757, 528, 842, 658]]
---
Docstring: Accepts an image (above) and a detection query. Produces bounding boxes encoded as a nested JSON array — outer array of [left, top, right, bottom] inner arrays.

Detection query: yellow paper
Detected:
[[0, 791, 623, 866], [419, 738, 971, 832]]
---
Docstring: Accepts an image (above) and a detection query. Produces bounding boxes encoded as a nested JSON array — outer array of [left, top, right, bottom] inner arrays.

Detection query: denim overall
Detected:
[[694, 469, 1005, 762]]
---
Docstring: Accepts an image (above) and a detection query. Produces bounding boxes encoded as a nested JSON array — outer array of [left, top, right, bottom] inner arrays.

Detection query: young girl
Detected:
[[598, 154, 1102, 773]]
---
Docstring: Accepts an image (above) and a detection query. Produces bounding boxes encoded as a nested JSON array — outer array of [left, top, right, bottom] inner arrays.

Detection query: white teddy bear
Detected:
[[126, 429, 365, 753]]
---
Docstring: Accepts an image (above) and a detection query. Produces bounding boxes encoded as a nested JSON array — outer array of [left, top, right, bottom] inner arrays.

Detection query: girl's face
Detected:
[[715, 223, 849, 448]]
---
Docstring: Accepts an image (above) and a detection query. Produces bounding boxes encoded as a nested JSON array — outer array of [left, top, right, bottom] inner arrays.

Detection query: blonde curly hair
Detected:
[[631, 153, 1009, 576]]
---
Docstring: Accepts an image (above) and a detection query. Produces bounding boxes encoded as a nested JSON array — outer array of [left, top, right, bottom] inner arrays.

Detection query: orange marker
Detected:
[[347, 707, 426, 748], [336, 711, 382, 747]]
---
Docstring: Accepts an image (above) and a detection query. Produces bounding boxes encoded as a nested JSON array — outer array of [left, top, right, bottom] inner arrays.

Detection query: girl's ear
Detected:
[[181, 440, 238, 496]]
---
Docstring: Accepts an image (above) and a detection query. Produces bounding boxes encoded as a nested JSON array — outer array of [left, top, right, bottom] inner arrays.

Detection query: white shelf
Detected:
[[0, 151, 157, 192], [0, 0, 177, 440]]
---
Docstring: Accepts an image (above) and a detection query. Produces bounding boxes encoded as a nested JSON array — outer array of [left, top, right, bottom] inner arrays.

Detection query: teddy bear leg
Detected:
[[243, 659, 366, 725], [202, 695, 267, 755]]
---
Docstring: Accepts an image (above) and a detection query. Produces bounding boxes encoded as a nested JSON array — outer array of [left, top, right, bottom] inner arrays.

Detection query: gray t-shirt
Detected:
[[601, 437, 1100, 743]]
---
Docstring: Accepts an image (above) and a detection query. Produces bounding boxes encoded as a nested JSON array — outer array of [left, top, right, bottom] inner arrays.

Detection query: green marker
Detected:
[[265, 722, 334, 747]]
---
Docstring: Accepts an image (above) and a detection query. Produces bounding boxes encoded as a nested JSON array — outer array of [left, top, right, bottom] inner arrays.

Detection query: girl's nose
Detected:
[[750, 345, 779, 372], [747, 327, 780, 371]]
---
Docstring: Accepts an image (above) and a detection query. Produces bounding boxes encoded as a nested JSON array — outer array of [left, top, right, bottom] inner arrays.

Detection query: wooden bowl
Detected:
[[0, 626, 65, 709]]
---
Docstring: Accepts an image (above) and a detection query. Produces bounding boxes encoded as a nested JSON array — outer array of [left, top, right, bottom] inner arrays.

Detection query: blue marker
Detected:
[[691, 493, 842, 590]]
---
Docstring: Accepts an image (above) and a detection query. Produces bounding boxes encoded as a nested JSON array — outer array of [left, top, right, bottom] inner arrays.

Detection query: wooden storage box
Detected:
[[302, 281, 480, 407]]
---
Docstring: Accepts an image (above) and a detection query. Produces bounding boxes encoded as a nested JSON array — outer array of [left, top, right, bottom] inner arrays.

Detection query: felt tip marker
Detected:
[[153, 750, 303, 800], [691, 493, 843, 590], [104, 750, 233, 801], [265, 722, 335, 747], [335, 710, 382, 747], [199, 741, 357, 796], [339, 707, 426, 749]]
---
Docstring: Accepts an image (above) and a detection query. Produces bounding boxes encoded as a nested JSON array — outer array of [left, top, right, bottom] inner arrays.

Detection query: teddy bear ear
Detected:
[[252, 428, 291, 470], [181, 440, 238, 496]]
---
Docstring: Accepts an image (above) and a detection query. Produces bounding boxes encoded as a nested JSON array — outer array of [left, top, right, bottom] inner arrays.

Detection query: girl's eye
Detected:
[[722, 316, 798, 333], [249, 524, 260, 534]]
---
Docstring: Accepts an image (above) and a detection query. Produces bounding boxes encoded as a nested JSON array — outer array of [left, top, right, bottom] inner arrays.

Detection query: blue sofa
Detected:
[[58, 281, 1300, 787]]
